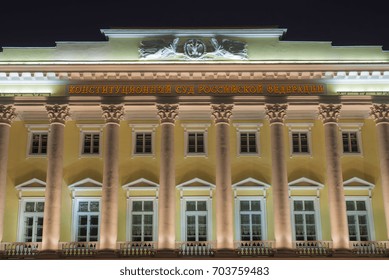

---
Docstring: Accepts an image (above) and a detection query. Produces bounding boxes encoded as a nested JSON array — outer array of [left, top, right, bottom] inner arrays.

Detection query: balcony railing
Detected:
[[177, 241, 215, 256], [0, 242, 41, 258], [350, 241, 389, 256], [235, 241, 275, 256], [118, 242, 157, 257], [293, 241, 333, 256], [60, 242, 98, 257]]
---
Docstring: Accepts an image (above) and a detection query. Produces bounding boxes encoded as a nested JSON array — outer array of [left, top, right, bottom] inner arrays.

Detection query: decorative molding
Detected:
[[318, 104, 341, 124], [370, 104, 389, 124], [15, 178, 46, 199], [156, 104, 179, 124], [45, 104, 70, 124], [68, 178, 102, 198], [265, 103, 287, 124], [211, 104, 233, 124], [101, 104, 124, 124], [122, 178, 159, 198], [0, 104, 16, 125]]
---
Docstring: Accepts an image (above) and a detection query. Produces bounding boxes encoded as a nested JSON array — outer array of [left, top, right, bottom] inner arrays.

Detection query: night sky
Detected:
[[1, 0, 388, 50]]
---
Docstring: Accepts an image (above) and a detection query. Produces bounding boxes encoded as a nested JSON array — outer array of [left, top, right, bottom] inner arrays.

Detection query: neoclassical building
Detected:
[[0, 28, 389, 258]]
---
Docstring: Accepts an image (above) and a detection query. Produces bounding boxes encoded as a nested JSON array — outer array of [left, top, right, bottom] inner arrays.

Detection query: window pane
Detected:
[[240, 133, 248, 153], [25, 202, 35, 212], [36, 202, 45, 212], [197, 133, 204, 153], [251, 201, 261, 211], [197, 201, 207, 211], [294, 214, 303, 224], [356, 201, 366, 211], [252, 214, 261, 224], [90, 201, 99, 212], [304, 201, 314, 211], [135, 134, 144, 153], [186, 201, 196, 211], [240, 214, 250, 224], [248, 133, 257, 153], [240, 201, 250, 211], [90, 216, 99, 226], [78, 202, 88, 212], [132, 215, 142, 224], [188, 133, 196, 153], [144, 215, 153, 225], [346, 201, 355, 211], [144, 201, 153, 211], [133, 201, 142, 211], [294, 201, 303, 211]]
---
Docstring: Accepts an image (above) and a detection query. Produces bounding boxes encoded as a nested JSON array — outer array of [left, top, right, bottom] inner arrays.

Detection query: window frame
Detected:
[[290, 196, 322, 241], [17, 197, 45, 242], [26, 125, 50, 158], [77, 124, 103, 158], [345, 196, 375, 241], [286, 123, 313, 157], [234, 123, 262, 157], [235, 196, 267, 241], [181, 196, 212, 242], [127, 197, 158, 242], [339, 123, 364, 156], [72, 197, 101, 242], [182, 124, 210, 157], [130, 124, 157, 157]]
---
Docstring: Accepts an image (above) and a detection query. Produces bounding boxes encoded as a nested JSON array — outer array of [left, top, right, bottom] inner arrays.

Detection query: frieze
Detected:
[[139, 38, 247, 60]]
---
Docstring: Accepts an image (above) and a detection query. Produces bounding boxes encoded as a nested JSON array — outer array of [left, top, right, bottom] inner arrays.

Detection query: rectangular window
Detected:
[[292, 132, 309, 154], [75, 200, 100, 242], [30, 133, 48, 155], [131, 200, 154, 242], [135, 132, 152, 154], [239, 200, 262, 241], [82, 133, 100, 155], [185, 200, 208, 242], [240, 132, 257, 154], [20, 200, 44, 242], [342, 132, 360, 153], [292, 199, 318, 241], [187, 132, 205, 154], [346, 200, 370, 241]]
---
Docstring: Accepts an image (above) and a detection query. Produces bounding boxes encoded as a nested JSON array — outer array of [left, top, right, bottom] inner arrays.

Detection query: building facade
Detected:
[[0, 28, 389, 258]]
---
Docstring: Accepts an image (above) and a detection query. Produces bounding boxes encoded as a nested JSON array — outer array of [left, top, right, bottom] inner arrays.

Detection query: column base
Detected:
[[97, 249, 118, 259], [214, 249, 236, 258], [274, 248, 296, 258], [38, 250, 60, 259], [156, 249, 177, 258]]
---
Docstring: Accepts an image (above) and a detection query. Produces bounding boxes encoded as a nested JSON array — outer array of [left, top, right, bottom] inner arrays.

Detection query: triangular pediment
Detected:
[[122, 178, 159, 190], [15, 178, 46, 191], [68, 178, 102, 191], [343, 177, 374, 190], [288, 177, 324, 190], [176, 178, 215, 190], [232, 177, 270, 190]]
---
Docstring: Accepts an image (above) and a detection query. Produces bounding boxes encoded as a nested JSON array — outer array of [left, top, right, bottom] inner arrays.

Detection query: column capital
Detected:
[[0, 104, 16, 125], [318, 104, 341, 124], [370, 104, 389, 124], [156, 104, 179, 124], [101, 104, 124, 124], [211, 104, 233, 124], [46, 104, 70, 124], [265, 103, 287, 124]]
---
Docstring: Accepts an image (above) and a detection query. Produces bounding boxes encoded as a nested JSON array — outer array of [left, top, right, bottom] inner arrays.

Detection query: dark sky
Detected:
[[1, 0, 388, 50]]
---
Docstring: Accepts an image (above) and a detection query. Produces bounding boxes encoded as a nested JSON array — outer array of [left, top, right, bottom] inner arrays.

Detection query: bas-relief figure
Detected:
[[139, 38, 248, 60]]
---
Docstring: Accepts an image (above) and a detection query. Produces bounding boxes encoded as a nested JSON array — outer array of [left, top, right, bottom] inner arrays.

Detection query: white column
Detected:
[[370, 104, 389, 239], [0, 105, 16, 242], [265, 104, 292, 250], [156, 104, 178, 252], [42, 105, 70, 252], [212, 104, 234, 251], [318, 104, 349, 251], [99, 105, 124, 252]]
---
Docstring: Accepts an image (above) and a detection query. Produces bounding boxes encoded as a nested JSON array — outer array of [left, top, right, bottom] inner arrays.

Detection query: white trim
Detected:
[[127, 197, 158, 242], [130, 124, 157, 158], [72, 197, 101, 242], [122, 178, 159, 198], [176, 178, 216, 193], [290, 196, 322, 241], [180, 196, 212, 242], [17, 197, 45, 242], [68, 178, 102, 198], [26, 129, 49, 158], [235, 196, 267, 241], [286, 123, 313, 157], [77, 124, 103, 158], [343, 177, 375, 197], [339, 123, 364, 156], [232, 177, 270, 198], [345, 196, 375, 241], [15, 178, 46, 198], [233, 123, 262, 157], [182, 123, 210, 158], [288, 177, 324, 197]]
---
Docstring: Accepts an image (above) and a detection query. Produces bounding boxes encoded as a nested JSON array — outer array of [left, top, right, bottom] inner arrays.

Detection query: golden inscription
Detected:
[[68, 83, 326, 95]]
